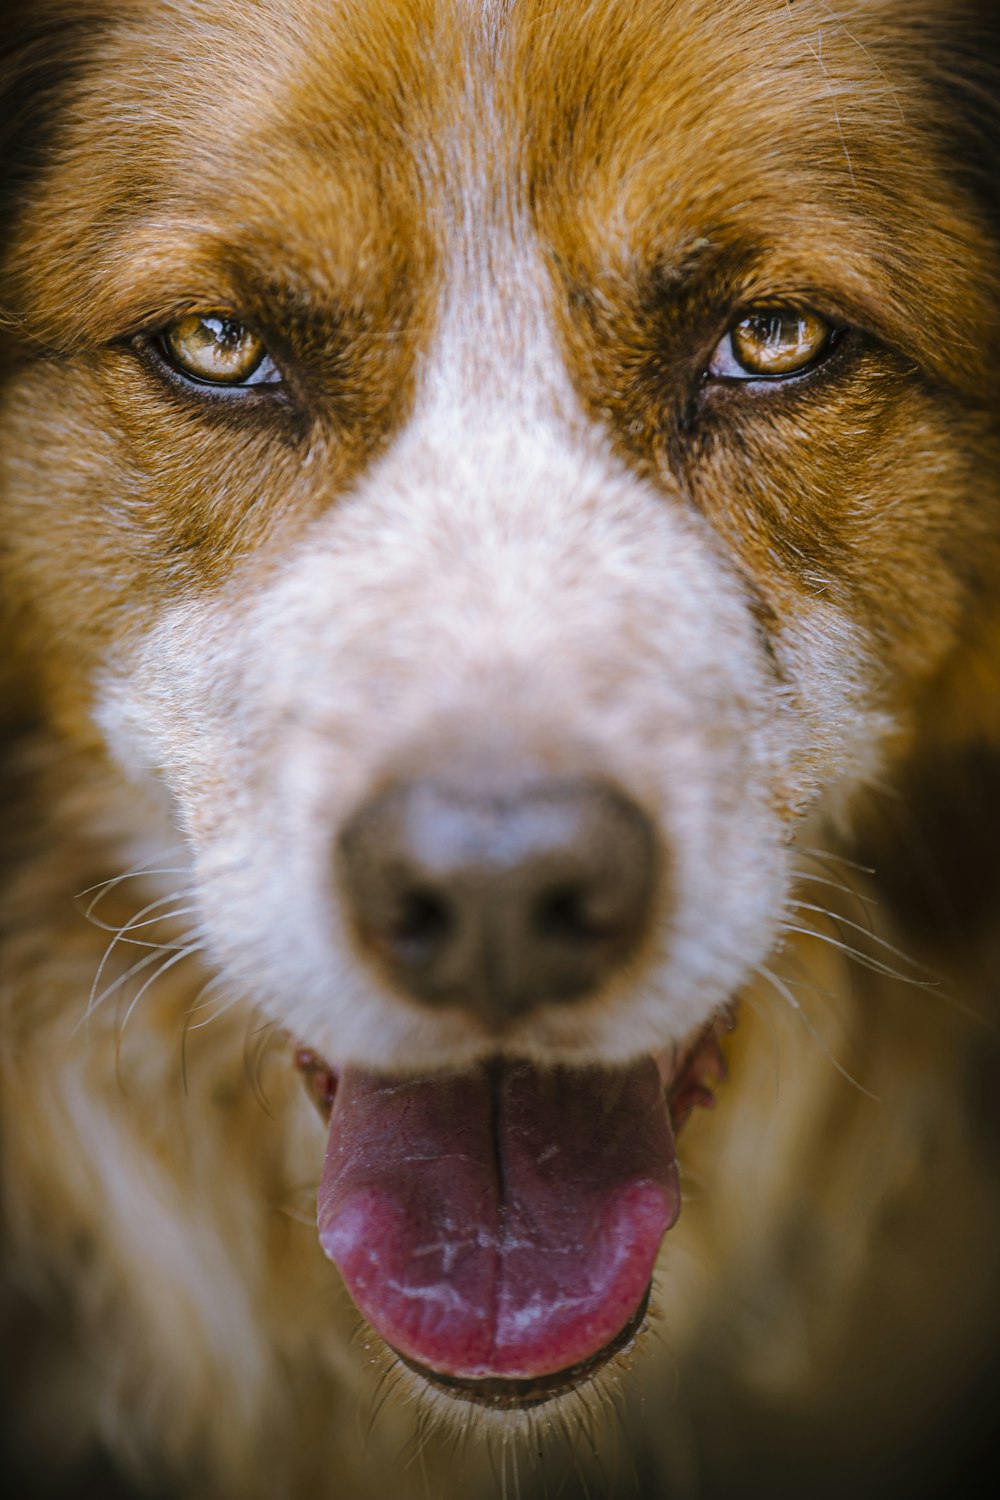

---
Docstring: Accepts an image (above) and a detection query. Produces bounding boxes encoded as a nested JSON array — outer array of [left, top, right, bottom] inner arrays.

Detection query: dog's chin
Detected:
[[294, 1009, 732, 1409]]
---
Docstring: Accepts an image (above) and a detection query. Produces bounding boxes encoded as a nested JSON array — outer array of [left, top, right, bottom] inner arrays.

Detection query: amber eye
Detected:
[[709, 308, 834, 380], [159, 313, 278, 386]]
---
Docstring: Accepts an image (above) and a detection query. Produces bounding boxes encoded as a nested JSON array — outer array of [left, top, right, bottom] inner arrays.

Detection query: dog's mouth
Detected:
[[296, 1014, 731, 1408]]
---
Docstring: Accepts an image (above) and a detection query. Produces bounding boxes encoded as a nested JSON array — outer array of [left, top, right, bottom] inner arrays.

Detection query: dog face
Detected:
[[6, 0, 996, 1067], [3, 0, 999, 1414]]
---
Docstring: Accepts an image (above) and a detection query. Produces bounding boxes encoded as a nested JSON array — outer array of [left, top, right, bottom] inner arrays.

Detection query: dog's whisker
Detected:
[[795, 845, 876, 877], [786, 900, 934, 974], [83, 887, 196, 936], [84, 896, 197, 1015], [789, 894, 996, 1031], [778, 923, 940, 988], [736, 983, 784, 1104], [765, 964, 848, 1033], [755, 962, 880, 1103], [110, 904, 200, 939], [180, 981, 246, 1091], [103, 932, 196, 954], [790, 870, 878, 933], [791, 851, 881, 933], [274, 1197, 318, 1229], [184, 985, 245, 1033], [790, 868, 874, 900], [115, 943, 204, 1046], [782, 919, 993, 1026], [76, 852, 189, 908], [83, 905, 196, 1028], [78, 866, 191, 909], [243, 1014, 278, 1117], [80, 945, 178, 1029], [182, 969, 233, 1016]]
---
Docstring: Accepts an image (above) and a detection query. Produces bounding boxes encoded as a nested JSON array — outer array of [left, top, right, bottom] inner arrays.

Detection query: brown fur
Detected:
[[2, 2, 1000, 1497]]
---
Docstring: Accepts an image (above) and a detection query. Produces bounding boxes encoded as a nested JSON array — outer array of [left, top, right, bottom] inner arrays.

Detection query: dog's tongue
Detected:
[[317, 1057, 678, 1381]]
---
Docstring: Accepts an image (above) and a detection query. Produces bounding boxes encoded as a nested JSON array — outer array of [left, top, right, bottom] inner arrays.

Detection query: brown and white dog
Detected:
[[2, 2, 999, 1496]]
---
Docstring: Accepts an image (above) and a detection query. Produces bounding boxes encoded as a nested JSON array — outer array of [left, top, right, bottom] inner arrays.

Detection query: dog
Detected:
[[2, 1, 999, 1496]]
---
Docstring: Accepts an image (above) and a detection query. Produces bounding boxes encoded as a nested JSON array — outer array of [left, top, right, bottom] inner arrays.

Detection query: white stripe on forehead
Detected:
[[462, 0, 518, 52], [415, 60, 584, 445], [421, 235, 579, 433]]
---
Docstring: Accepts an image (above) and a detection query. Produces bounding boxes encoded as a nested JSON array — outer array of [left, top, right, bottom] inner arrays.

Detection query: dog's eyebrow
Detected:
[[556, 212, 998, 395], [10, 215, 416, 358], [561, 228, 874, 347]]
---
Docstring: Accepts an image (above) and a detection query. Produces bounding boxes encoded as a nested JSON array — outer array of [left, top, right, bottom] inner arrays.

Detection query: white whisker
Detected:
[[185, 986, 245, 1033], [83, 898, 199, 1027], [778, 923, 939, 989], [78, 946, 176, 1030], [83, 887, 196, 937], [756, 963, 880, 1103], [116, 943, 203, 1046], [796, 845, 876, 876], [76, 854, 189, 905], [787, 900, 934, 974]]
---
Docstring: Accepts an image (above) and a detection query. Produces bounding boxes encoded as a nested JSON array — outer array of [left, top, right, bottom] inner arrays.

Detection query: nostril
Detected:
[[534, 884, 610, 946], [386, 887, 454, 964]]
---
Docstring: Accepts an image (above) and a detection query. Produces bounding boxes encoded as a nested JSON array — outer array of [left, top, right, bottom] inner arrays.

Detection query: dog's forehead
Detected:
[[13, 0, 993, 397], [0, 10, 898, 291], [107, 0, 878, 254]]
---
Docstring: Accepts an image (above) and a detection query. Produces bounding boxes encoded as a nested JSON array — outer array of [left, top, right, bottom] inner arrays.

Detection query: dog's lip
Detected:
[[657, 1005, 735, 1128], [294, 1045, 340, 1117], [293, 1006, 737, 1131]]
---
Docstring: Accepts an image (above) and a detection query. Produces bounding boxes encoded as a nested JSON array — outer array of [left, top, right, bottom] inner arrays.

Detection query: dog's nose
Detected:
[[336, 778, 658, 1027]]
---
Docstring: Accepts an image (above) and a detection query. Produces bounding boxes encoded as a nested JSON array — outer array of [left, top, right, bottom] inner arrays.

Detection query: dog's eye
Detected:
[[709, 308, 833, 380], [159, 314, 280, 386]]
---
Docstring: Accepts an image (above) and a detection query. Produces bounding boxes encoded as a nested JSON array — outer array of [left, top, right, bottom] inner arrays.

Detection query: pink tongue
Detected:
[[317, 1057, 679, 1381]]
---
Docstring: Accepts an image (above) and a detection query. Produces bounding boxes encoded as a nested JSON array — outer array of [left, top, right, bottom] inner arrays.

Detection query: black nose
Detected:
[[336, 777, 658, 1027]]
